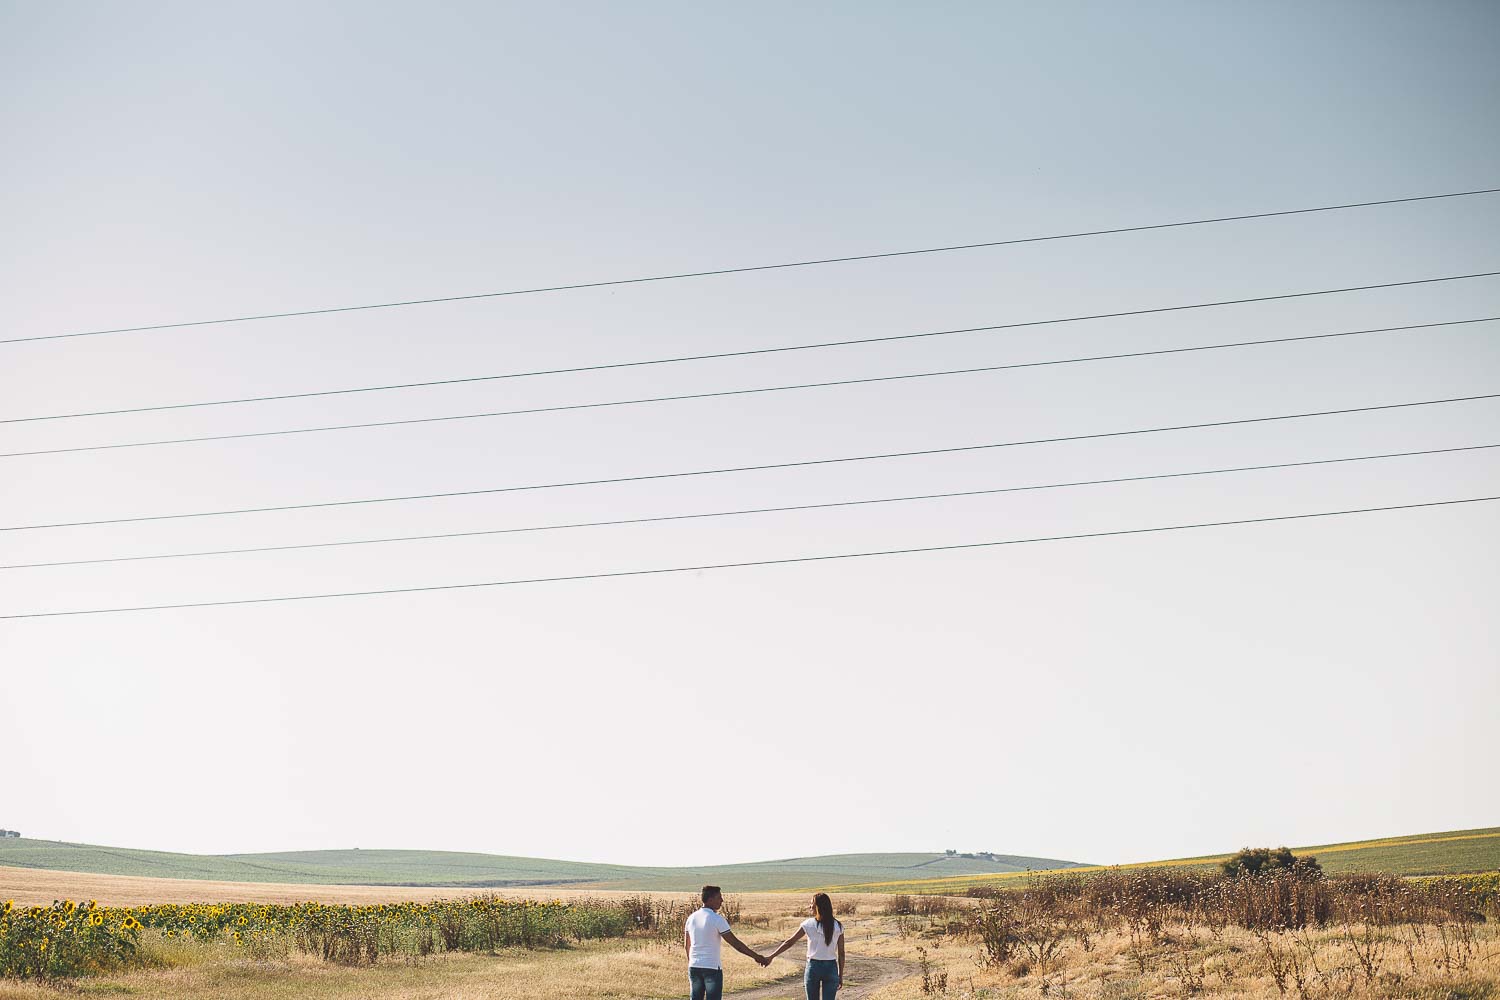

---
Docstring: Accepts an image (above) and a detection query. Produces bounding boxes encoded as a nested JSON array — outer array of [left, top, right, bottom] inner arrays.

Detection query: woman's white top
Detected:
[[801, 917, 842, 960]]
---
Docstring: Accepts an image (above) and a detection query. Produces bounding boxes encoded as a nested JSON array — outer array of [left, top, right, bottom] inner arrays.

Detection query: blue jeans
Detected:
[[805, 958, 840, 1000], [689, 966, 723, 1000]]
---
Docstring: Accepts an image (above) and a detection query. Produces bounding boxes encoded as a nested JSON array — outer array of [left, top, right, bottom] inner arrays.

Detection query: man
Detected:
[[684, 884, 768, 1000]]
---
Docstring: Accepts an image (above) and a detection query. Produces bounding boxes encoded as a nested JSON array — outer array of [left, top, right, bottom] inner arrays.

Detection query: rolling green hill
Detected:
[[815, 827, 1500, 893], [11, 827, 1486, 895], [0, 838, 1084, 891]]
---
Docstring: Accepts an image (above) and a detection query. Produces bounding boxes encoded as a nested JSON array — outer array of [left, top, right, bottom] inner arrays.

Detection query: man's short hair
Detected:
[[701, 885, 722, 905]]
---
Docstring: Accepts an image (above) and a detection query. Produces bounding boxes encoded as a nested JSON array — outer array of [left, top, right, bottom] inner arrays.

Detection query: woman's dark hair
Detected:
[[812, 892, 837, 945]]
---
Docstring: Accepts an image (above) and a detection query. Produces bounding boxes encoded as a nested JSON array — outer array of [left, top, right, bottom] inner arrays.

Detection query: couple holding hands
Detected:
[[685, 885, 846, 1000]]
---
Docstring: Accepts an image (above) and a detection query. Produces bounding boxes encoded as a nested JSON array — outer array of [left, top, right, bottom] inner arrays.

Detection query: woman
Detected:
[[765, 891, 846, 999]]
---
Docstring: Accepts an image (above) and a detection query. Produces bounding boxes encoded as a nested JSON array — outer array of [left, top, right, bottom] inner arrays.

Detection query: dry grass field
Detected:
[[0, 900, 1494, 999], [0, 939, 811, 1000], [3, 866, 1498, 999], [855, 914, 1500, 1000]]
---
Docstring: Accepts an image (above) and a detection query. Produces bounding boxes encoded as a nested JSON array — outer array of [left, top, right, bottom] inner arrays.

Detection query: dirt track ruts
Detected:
[[721, 951, 916, 999]]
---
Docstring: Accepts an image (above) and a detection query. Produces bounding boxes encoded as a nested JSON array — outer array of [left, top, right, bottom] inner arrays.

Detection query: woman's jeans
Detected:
[[805, 958, 840, 1000], [689, 966, 723, 1000]]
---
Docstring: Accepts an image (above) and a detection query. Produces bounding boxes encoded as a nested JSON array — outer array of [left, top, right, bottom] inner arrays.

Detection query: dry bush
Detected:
[[616, 895, 656, 931], [886, 894, 916, 916], [614, 893, 767, 945], [956, 868, 1496, 995], [915, 896, 969, 918]]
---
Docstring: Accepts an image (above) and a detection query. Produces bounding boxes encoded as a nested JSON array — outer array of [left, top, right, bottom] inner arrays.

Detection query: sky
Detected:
[[1, 1, 1497, 869]]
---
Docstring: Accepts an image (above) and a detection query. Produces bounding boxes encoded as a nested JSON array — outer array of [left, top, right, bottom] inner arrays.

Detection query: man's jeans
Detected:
[[805, 958, 840, 1000], [689, 966, 724, 1000]]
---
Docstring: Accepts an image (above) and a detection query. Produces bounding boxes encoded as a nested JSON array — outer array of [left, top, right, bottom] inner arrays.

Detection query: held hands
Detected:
[[756, 953, 771, 967]]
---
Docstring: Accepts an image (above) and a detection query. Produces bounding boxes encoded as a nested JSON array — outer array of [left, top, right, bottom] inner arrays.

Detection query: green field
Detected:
[[1296, 828, 1500, 876], [0, 838, 1083, 891], [815, 827, 1500, 893]]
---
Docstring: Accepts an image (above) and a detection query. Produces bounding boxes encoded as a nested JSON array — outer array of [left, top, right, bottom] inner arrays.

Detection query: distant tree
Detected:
[[1222, 846, 1322, 878]]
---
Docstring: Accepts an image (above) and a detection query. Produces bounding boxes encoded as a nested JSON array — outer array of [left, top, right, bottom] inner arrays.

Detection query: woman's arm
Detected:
[[837, 933, 846, 981], [765, 926, 805, 962]]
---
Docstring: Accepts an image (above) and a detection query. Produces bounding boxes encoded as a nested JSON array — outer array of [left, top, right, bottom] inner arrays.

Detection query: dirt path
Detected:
[[726, 952, 917, 999]]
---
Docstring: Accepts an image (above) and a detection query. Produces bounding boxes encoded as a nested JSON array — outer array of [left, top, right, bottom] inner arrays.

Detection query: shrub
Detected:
[[1221, 846, 1321, 879]]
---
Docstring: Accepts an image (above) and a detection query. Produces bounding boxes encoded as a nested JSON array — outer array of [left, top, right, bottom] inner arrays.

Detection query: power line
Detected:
[[2, 496, 1493, 620], [4, 442, 1494, 571], [4, 392, 1494, 533], [11, 314, 1497, 460], [7, 186, 1498, 346], [7, 274, 1498, 425], [5, 301, 1494, 431]]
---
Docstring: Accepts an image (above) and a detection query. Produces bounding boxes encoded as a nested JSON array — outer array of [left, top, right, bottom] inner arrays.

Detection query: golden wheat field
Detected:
[[0, 865, 649, 908]]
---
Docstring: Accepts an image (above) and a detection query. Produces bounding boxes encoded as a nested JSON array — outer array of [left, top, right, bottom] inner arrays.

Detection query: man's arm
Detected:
[[722, 930, 769, 966], [684, 928, 691, 957]]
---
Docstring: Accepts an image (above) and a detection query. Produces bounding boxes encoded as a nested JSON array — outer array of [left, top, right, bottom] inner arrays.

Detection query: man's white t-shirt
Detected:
[[801, 917, 842, 961], [685, 907, 732, 969]]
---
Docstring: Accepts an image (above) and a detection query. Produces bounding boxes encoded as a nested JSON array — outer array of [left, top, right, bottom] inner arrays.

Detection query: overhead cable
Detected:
[[2, 496, 1494, 619], [3, 442, 1494, 571], [13, 316, 1498, 458], [5, 302, 1494, 431], [6, 274, 1497, 425], [3, 392, 1494, 532], [7, 186, 1497, 345]]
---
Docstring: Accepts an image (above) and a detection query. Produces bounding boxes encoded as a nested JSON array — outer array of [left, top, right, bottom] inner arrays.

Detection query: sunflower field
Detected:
[[1, 895, 635, 981], [0, 899, 141, 980]]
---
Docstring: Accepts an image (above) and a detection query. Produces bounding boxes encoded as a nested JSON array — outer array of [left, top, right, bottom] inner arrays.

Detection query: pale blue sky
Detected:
[[1, 1, 1497, 867]]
